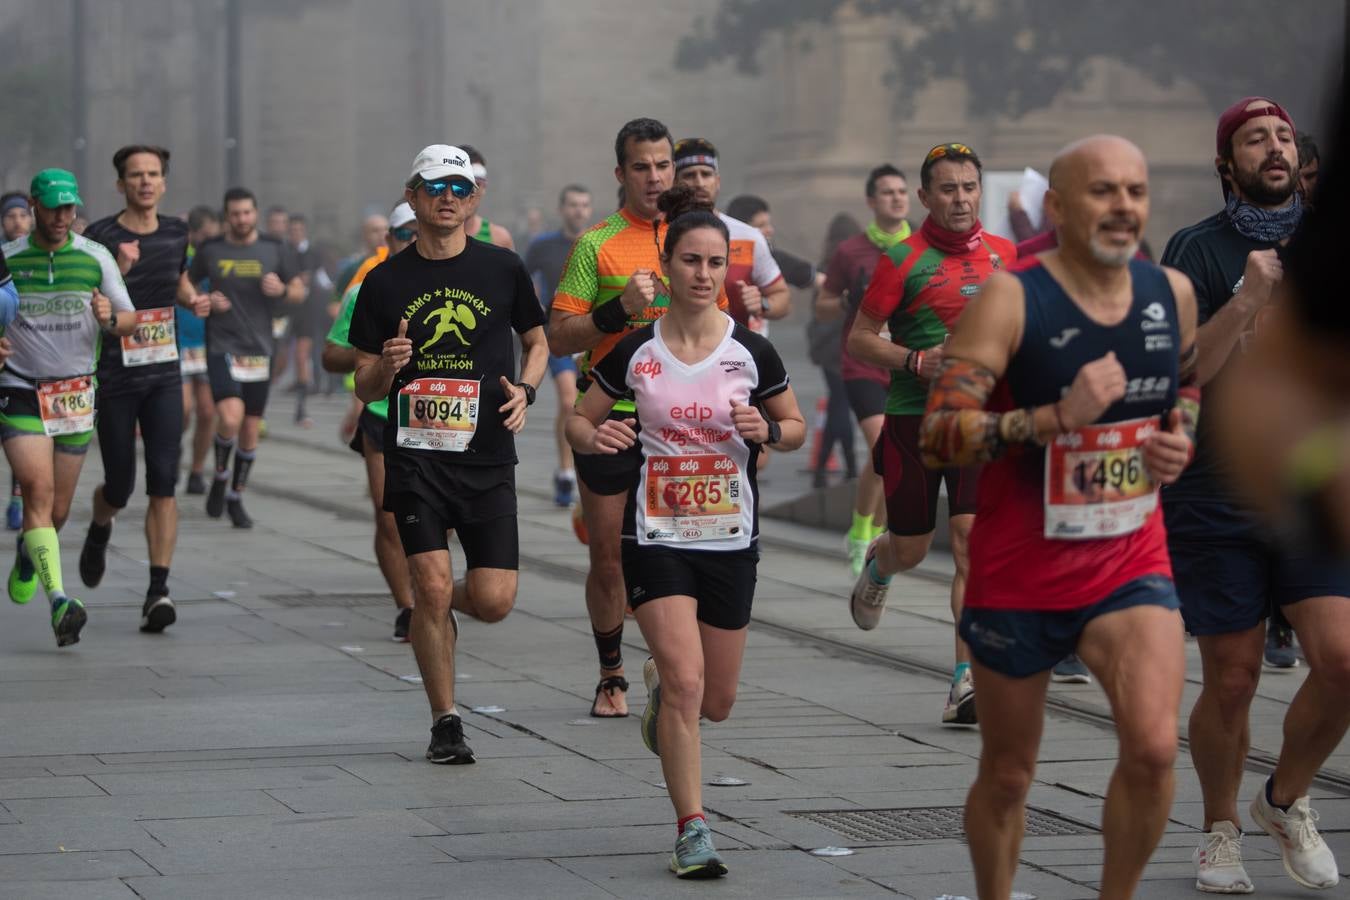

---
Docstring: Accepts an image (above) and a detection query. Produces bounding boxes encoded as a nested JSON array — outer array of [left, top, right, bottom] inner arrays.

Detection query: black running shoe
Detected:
[[426, 714, 474, 764], [393, 607, 412, 642], [78, 523, 108, 588], [226, 497, 253, 529], [140, 594, 176, 633], [52, 596, 87, 648], [206, 476, 227, 518], [186, 472, 207, 495]]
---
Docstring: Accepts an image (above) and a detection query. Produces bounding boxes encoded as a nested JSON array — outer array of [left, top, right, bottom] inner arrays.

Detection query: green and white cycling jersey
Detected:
[[0, 232, 133, 387]]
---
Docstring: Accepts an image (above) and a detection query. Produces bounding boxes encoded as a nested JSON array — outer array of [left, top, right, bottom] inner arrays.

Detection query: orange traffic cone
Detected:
[[807, 396, 840, 473]]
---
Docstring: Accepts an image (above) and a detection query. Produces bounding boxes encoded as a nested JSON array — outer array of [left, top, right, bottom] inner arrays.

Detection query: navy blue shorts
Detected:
[[1169, 539, 1350, 636], [959, 575, 1180, 678], [547, 353, 578, 379]]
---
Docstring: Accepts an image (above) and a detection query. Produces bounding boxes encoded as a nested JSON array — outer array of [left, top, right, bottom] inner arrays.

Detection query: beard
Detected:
[[1232, 160, 1296, 206], [1089, 236, 1138, 267]]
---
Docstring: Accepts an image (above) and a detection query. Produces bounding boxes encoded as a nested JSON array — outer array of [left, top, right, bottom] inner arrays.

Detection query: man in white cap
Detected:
[[348, 146, 548, 763], [323, 201, 419, 641]]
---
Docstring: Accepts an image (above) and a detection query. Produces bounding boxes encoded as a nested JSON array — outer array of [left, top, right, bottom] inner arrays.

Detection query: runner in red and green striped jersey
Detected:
[[846, 142, 1015, 726]]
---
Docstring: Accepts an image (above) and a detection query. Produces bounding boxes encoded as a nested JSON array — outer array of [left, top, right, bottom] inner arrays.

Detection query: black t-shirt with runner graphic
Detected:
[[84, 213, 189, 396], [189, 234, 300, 358], [348, 239, 544, 481]]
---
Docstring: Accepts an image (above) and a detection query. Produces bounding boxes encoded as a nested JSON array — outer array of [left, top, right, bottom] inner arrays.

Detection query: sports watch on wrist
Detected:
[[515, 382, 537, 406], [765, 419, 782, 446]]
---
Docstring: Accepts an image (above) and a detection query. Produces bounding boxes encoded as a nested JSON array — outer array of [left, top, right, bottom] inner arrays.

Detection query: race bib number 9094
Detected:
[[396, 378, 479, 452]]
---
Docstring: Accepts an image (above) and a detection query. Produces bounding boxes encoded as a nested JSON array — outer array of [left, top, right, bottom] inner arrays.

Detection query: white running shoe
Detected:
[[1193, 820, 1253, 894], [941, 668, 976, 725], [849, 542, 889, 630], [1249, 787, 1339, 890]]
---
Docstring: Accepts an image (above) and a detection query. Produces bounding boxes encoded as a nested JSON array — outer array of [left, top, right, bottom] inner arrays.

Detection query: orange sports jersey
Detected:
[[347, 246, 389, 293], [552, 207, 727, 409]]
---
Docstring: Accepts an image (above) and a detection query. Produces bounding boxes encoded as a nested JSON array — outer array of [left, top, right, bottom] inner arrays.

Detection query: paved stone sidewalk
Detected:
[[0, 392, 1344, 898]]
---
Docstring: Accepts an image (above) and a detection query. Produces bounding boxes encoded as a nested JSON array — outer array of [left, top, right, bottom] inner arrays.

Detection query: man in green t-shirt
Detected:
[[322, 202, 417, 641]]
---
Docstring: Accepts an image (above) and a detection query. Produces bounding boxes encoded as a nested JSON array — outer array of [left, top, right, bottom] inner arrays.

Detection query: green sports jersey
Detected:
[[1, 232, 134, 387], [327, 281, 388, 419]]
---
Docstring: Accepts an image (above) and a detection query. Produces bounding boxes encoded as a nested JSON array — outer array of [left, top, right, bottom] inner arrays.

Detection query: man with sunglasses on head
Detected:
[[847, 142, 1016, 726], [189, 187, 306, 530], [349, 146, 547, 764], [323, 202, 419, 642]]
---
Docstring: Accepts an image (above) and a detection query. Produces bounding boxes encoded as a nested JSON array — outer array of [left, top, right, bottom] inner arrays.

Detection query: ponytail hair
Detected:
[[657, 185, 728, 258]]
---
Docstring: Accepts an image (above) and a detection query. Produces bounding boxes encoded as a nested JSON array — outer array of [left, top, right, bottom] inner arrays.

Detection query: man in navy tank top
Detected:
[[918, 136, 1200, 900]]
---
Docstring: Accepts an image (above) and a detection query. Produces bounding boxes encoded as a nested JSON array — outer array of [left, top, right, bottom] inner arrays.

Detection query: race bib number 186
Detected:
[[396, 378, 479, 452], [38, 376, 95, 436], [1044, 416, 1159, 540]]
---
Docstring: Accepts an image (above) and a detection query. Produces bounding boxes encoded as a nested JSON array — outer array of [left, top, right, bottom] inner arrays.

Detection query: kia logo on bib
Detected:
[[670, 403, 713, 422], [633, 360, 662, 378]]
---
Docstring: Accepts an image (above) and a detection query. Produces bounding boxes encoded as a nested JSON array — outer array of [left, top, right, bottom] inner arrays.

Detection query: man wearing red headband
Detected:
[[1161, 96, 1344, 893]]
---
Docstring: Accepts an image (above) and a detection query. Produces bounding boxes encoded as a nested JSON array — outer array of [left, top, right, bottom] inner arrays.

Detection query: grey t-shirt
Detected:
[[189, 234, 299, 357]]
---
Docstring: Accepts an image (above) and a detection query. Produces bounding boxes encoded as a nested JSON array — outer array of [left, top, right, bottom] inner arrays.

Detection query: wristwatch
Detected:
[[765, 419, 782, 446], [515, 382, 537, 406]]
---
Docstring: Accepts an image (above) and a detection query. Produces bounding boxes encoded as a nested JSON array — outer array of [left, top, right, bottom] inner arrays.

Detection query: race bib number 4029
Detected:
[[396, 378, 479, 452], [121, 307, 179, 366], [644, 454, 742, 544], [1044, 416, 1159, 540]]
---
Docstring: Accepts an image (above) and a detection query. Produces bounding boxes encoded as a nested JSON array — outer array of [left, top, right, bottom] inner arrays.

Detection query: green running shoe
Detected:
[[51, 596, 87, 647], [669, 817, 727, 879], [641, 657, 660, 756], [8, 537, 36, 605]]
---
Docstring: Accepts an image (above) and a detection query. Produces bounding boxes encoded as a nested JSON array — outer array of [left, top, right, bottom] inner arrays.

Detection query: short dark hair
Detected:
[[288, 213, 307, 226], [187, 205, 219, 232], [558, 184, 590, 207], [919, 144, 982, 190], [113, 144, 170, 180], [264, 204, 286, 218], [1296, 132, 1319, 169], [725, 194, 769, 223], [614, 117, 672, 167], [458, 144, 484, 166], [223, 187, 257, 209], [865, 164, 906, 198]]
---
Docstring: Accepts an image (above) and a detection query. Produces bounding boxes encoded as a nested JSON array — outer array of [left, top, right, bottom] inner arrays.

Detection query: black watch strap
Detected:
[[766, 419, 782, 446], [515, 382, 536, 406]]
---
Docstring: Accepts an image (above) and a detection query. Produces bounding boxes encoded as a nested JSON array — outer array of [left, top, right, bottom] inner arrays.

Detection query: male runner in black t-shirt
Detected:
[[1162, 96, 1344, 893], [189, 187, 305, 529], [79, 145, 212, 633], [350, 144, 547, 765]]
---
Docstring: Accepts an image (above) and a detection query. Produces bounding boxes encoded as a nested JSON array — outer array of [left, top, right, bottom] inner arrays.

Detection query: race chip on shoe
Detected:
[[120, 308, 179, 366], [38, 376, 96, 436], [396, 378, 479, 452], [1044, 416, 1160, 539], [645, 454, 743, 543]]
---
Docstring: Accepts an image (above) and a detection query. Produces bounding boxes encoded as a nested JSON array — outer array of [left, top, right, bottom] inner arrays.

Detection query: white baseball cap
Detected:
[[406, 144, 476, 187], [388, 202, 416, 229]]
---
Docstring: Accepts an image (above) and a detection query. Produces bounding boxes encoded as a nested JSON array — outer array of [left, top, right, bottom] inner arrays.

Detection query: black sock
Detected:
[[1265, 776, 1292, 812], [232, 449, 255, 493], [214, 435, 235, 475], [593, 623, 623, 671], [148, 565, 169, 598], [87, 520, 111, 545]]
